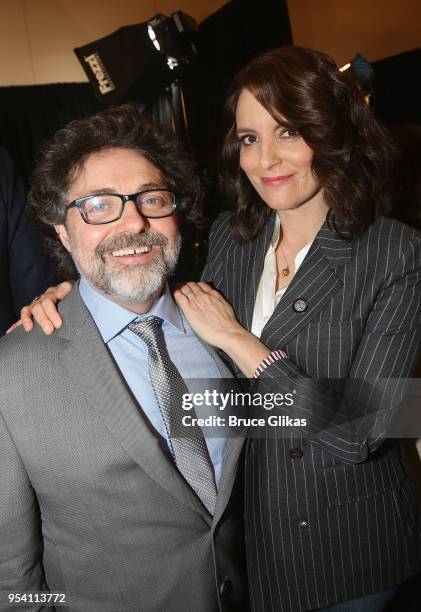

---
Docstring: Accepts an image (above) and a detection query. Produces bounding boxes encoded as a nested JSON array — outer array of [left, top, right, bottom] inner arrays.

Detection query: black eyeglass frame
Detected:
[[66, 189, 178, 225]]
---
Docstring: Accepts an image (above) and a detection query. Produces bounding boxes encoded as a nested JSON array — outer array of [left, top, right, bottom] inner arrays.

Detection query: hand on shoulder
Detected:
[[6, 281, 74, 335]]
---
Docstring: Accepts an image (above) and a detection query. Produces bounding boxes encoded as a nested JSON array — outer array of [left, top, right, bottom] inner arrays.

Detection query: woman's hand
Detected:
[[6, 281, 74, 335], [174, 282, 271, 377], [174, 282, 242, 349]]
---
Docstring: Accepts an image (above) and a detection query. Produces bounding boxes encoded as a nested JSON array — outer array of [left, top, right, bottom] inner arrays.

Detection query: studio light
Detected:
[[74, 12, 198, 108]]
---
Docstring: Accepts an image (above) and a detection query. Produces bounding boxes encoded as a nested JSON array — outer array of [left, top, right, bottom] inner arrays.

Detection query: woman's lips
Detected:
[[261, 174, 293, 186]]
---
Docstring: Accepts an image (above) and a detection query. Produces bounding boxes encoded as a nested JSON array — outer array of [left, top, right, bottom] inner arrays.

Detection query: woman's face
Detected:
[[236, 88, 322, 213]]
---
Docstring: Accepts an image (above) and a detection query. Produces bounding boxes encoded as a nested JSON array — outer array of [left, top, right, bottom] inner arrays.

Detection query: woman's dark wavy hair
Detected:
[[221, 46, 395, 242], [30, 103, 202, 277]]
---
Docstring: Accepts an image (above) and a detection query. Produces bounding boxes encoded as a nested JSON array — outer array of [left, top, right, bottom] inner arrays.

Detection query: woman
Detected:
[[16, 47, 421, 611]]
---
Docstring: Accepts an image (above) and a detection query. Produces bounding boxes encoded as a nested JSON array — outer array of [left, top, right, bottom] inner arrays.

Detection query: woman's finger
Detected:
[[175, 282, 194, 297], [20, 306, 35, 331], [194, 282, 228, 305], [184, 282, 203, 295], [29, 300, 57, 334], [174, 288, 192, 309], [19, 281, 74, 334], [196, 282, 214, 293], [185, 282, 217, 299], [5, 320, 23, 334], [39, 298, 63, 329], [54, 281, 74, 299]]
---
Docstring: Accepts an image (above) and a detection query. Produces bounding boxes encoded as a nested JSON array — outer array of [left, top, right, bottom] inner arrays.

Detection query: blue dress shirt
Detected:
[[79, 277, 227, 488]]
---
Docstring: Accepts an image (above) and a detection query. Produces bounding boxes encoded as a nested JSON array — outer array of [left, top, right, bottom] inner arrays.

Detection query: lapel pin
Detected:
[[292, 298, 308, 313]]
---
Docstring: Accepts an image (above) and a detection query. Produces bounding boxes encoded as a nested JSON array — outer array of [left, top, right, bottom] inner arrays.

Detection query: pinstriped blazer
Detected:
[[202, 211, 421, 612]]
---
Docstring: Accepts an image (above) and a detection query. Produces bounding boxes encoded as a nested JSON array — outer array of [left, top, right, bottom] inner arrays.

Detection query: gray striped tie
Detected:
[[128, 316, 217, 514]]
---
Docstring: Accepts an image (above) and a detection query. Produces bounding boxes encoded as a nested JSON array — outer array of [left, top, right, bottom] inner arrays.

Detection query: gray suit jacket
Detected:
[[203, 212, 421, 611], [0, 289, 248, 612]]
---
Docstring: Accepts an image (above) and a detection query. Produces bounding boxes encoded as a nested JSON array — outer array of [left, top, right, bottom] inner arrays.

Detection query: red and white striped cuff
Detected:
[[253, 349, 287, 379]]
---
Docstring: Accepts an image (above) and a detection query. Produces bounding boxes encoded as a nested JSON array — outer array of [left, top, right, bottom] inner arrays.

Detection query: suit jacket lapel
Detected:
[[195, 337, 248, 522], [213, 435, 245, 524], [260, 219, 353, 347], [57, 289, 212, 521]]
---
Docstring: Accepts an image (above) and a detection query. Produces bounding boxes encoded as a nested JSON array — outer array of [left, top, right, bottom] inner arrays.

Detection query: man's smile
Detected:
[[111, 246, 151, 256], [108, 245, 159, 265]]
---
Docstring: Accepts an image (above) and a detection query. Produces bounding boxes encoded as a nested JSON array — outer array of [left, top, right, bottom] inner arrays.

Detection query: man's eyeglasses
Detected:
[[66, 189, 177, 225]]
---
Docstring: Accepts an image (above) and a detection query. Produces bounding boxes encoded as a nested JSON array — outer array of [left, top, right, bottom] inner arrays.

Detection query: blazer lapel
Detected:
[[260, 220, 353, 347], [230, 213, 275, 330], [213, 435, 245, 524], [57, 289, 212, 521]]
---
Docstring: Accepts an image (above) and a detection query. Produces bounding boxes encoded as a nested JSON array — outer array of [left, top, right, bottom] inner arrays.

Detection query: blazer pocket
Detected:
[[317, 452, 406, 507], [307, 319, 364, 340]]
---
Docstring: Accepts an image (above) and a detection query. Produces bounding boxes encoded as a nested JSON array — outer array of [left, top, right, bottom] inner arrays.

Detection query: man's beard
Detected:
[[70, 230, 181, 305]]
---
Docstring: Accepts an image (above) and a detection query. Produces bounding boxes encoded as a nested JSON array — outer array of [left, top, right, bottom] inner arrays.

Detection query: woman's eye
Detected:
[[279, 128, 299, 139], [239, 134, 257, 146]]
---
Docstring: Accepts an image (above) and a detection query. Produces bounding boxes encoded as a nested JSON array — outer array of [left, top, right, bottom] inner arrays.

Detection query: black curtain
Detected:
[[0, 82, 100, 187], [192, 0, 292, 201], [372, 48, 421, 126]]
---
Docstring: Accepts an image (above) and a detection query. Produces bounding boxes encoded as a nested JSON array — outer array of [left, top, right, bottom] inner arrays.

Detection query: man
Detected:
[[0, 105, 247, 611], [0, 148, 57, 335]]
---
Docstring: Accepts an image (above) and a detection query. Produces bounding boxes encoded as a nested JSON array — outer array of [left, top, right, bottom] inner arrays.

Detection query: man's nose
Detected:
[[117, 200, 148, 232]]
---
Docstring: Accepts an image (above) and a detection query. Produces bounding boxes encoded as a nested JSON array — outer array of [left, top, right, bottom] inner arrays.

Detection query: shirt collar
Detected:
[[269, 214, 281, 251], [79, 277, 185, 343], [267, 213, 313, 263]]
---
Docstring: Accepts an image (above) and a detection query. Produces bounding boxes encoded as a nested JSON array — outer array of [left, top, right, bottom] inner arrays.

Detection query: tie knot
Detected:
[[127, 316, 163, 348]]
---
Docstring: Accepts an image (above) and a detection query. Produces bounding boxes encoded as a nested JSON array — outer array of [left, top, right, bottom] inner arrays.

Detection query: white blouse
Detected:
[[251, 215, 312, 338]]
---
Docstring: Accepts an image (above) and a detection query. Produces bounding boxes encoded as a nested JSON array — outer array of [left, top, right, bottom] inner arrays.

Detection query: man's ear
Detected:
[[54, 224, 71, 252]]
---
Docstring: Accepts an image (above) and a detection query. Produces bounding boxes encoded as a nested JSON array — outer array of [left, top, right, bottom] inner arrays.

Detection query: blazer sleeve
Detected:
[[0, 410, 48, 611], [0, 150, 58, 314], [254, 235, 421, 463]]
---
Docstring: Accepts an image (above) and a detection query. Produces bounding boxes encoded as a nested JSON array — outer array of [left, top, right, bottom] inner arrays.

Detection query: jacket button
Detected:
[[219, 578, 233, 598], [289, 448, 303, 460], [293, 298, 308, 313], [298, 519, 309, 528]]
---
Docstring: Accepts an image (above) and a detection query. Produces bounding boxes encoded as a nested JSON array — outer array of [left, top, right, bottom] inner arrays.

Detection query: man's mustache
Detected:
[[95, 231, 168, 259]]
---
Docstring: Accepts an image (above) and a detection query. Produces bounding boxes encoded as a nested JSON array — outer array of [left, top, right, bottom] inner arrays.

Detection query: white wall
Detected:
[[0, 0, 226, 85]]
